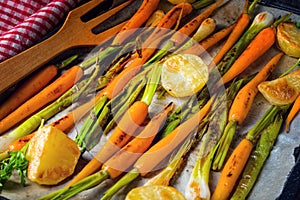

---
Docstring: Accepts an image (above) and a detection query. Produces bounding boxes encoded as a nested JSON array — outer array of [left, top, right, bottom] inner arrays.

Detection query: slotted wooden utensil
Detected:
[[0, 0, 132, 94]]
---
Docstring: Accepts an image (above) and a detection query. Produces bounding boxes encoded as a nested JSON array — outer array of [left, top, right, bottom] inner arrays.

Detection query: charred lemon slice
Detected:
[[126, 185, 186, 200], [258, 70, 300, 105], [161, 54, 209, 97]]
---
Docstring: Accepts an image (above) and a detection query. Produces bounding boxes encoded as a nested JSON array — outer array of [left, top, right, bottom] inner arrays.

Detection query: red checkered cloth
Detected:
[[0, 0, 81, 62]]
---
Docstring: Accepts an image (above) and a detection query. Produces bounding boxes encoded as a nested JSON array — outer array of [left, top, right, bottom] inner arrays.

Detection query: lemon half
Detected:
[[161, 54, 209, 97], [126, 185, 186, 200]]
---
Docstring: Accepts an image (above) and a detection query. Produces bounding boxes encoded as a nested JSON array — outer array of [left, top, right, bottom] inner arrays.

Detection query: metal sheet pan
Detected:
[[1, 0, 300, 199]]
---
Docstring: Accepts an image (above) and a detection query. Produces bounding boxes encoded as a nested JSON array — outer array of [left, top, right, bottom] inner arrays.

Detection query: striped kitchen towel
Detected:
[[0, 0, 81, 62]]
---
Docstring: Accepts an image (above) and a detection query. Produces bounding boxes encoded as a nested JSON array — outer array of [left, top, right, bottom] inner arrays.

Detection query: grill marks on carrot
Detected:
[[211, 139, 253, 200]]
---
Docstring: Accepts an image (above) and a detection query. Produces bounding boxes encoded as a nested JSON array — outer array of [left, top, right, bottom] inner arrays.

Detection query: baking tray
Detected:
[[255, 0, 300, 15], [1, 0, 300, 199]]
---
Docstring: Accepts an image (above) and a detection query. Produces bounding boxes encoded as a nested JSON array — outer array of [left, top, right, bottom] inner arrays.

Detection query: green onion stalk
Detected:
[[0, 121, 46, 189], [213, 58, 300, 170], [0, 65, 99, 154], [144, 133, 196, 186], [38, 64, 163, 200], [74, 66, 153, 152], [0, 142, 29, 190], [230, 111, 286, 200], [185, 78, 245, 200]]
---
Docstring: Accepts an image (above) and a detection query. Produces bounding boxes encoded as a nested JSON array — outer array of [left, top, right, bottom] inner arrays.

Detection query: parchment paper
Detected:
[[1, 0, 300, 199]]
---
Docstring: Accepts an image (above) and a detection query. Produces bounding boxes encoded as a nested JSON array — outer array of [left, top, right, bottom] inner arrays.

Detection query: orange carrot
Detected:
[[102, 103, 174, 179], [229, 52, 284, 125], [0, 65, 57, 120], [286, 94, 300, 132], [7, 99, 94, 152], [209, 0, 251, 67], [68, 101, 148, 186], [0, 66, 83, 135], [218, 26, 277, 87], [211, 139, 253, 200], [180, 23, 236, 56], [135, 99, 211, 176], [112, 0, 160, 45]]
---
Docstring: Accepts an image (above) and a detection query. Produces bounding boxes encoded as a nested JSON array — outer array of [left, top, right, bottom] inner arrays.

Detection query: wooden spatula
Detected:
[[0, 0, 132, 94]]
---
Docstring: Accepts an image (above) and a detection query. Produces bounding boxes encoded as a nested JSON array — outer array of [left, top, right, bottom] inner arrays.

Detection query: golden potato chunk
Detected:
[[277, 22, 300, 58], [26, 126, 80, 185], [258, 70, 300, 105]]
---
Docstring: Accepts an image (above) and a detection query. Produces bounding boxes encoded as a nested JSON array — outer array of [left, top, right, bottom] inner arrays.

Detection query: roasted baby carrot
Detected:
[[231, 114, 284, 200], [0, 65, 57, 120], [0, 55, 77, 120], [112, 0, 160, 45], [230, 52, 284, 125], [286, 94, 300, 132], [212, 104, 289, 200], [209, 0, 257, 67], [220, 28, 274, 85], [211, 139, 253, 200], [68, 100, 148, 186], [0, 66, 83, 135], [135, 99, 211, 176], [218, 14, 290, 86]]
